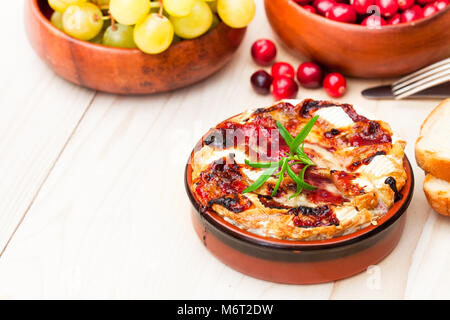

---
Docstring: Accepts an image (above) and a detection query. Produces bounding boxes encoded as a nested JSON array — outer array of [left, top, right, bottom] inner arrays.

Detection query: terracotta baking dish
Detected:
[[24, 0, 246, 95], [264, 0, 450, 78], [185, 111, 414, 284]]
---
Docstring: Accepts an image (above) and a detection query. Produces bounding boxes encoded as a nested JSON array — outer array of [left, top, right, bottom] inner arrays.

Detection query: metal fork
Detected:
[[392, 57, 450, 100]]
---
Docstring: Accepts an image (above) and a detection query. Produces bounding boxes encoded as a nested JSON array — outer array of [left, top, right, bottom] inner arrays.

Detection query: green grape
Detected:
[[134, 13, 174, 54], [170, 0, 212, 39], [48, 0, 87, 13], [91, 0, 110, 5], [110, 0, 150, 25], [89, 30, 104, 44], [103, 23, 137, 48], [163, 0, 195, 17], [172, 34, 182, 45], [51, 11, 64, 30], [62, 3, 104, 40], [217, 0, 255, 28]]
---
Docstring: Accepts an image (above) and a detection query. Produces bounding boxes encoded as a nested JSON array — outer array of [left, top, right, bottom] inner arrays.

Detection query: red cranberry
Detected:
[[387, 13, 401, 24], [251, 39, 277, 66], [412, 4, 424, 13], [313, 0, 336, 15], [434, 0, 449, 10], [326, 4, 357, 23], [303, 4, 317, 13], [272, 76, 299, 101], [272, 62, 296, 79], [423, 3, 439, 16], [376, 0, 399, 17], [396, 0, 414, 10], [417, 0, 434, 4], [401, 5, 423, 22], [250, 70, 273, 95], [293, 0, 313, 4], [361, 14, 387, 27], [323, 73, 346, 98], [350, 0, 375, 14], [297, 62, 323, 88]]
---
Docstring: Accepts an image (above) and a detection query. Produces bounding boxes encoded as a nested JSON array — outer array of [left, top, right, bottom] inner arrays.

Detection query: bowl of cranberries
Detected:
[[264, 0, 450, 77]]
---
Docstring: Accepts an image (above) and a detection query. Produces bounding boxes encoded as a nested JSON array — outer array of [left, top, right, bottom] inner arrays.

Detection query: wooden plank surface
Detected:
[[0, 0, 447, 299], [0, 1, 95, 254]]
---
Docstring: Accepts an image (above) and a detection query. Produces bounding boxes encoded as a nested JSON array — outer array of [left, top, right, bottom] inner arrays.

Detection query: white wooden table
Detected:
[[0, 0, 448, 299]]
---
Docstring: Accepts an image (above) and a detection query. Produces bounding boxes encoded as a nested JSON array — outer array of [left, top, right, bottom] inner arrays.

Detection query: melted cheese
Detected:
[[335, 206, 358, 221], [358, 155, 396, 178], [191, 100, 407, 241], [314, 106, 354, 128], [193, 147, 247, 166], [304, 143, 344, 170], [353, 176, 374, 192]]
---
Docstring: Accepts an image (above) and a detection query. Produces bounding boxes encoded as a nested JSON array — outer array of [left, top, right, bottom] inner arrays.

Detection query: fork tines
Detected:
[[392, 57, 450, 100]]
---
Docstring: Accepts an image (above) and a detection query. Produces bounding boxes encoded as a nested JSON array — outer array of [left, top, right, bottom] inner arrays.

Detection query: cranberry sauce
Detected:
[[346, 121, 392, 147], [299, 99, 335, 118], [298, 100, 392, 148], [303, 189, 348, 205], [284, 165, 348, 205], [203, 103, 302, 161], [208, 194, 253, 213], [347, 150, 387, 171], [195, 156, 251, 213], [258, 195, 291, 209], [330, 170, 365, 196], [289, 205, 339, 228]]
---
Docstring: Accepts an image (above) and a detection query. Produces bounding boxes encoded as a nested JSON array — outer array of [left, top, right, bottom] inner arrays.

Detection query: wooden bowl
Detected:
[[25, 0, 247, 95], [265, 0, 450, 78], [185, 107, 414, 284]]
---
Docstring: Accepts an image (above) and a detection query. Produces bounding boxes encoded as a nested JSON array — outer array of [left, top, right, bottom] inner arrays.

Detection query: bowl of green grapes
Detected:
[[25, 0, 253, 94]]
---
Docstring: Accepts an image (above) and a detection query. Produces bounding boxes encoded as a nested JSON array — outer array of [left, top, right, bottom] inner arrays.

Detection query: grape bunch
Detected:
[[48, 0, 256, 54]]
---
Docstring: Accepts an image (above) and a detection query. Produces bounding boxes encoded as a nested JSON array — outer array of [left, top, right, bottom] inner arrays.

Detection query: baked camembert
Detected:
[[190, 99, 407, 240]]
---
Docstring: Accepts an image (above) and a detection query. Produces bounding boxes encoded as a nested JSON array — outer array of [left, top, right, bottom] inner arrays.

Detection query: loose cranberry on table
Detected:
[[297, 62, 323, 88], [397, 0, 414, 10], [272, 62, 296, 79], [362, 14, 387, 27], [350, 0, 375, 15], [272, 76, 299, 100], [303, 5, 317, 13], [423, 3, 439, 16], [376, 0, 399, 17], [326, 4, 357, 23], [313, 0, 336, 15], [250, 70, 273, 95], [387, 13, 401, 24], [323, 73, 346, 98], [251, 39, 277, 66], [401, 5, 424, 22], [434, 0, 449, 10]]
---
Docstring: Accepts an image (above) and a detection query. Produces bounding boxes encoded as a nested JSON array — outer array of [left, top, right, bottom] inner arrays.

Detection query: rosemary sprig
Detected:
[[242, 116, 319, 197]]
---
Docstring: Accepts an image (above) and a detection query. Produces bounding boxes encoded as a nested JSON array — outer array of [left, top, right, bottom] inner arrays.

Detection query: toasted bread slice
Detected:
[[415, 99, 450, 182], [424, 174, 450, 216]]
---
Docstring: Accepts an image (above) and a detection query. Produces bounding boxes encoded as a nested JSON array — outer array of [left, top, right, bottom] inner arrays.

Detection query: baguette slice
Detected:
[[415, 98, 450, 182], [423, 174, 450, 216]]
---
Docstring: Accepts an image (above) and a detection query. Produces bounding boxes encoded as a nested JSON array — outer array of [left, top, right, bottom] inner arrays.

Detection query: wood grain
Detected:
[[0, 0, 448, 299], [0, 0, 95, 256]]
